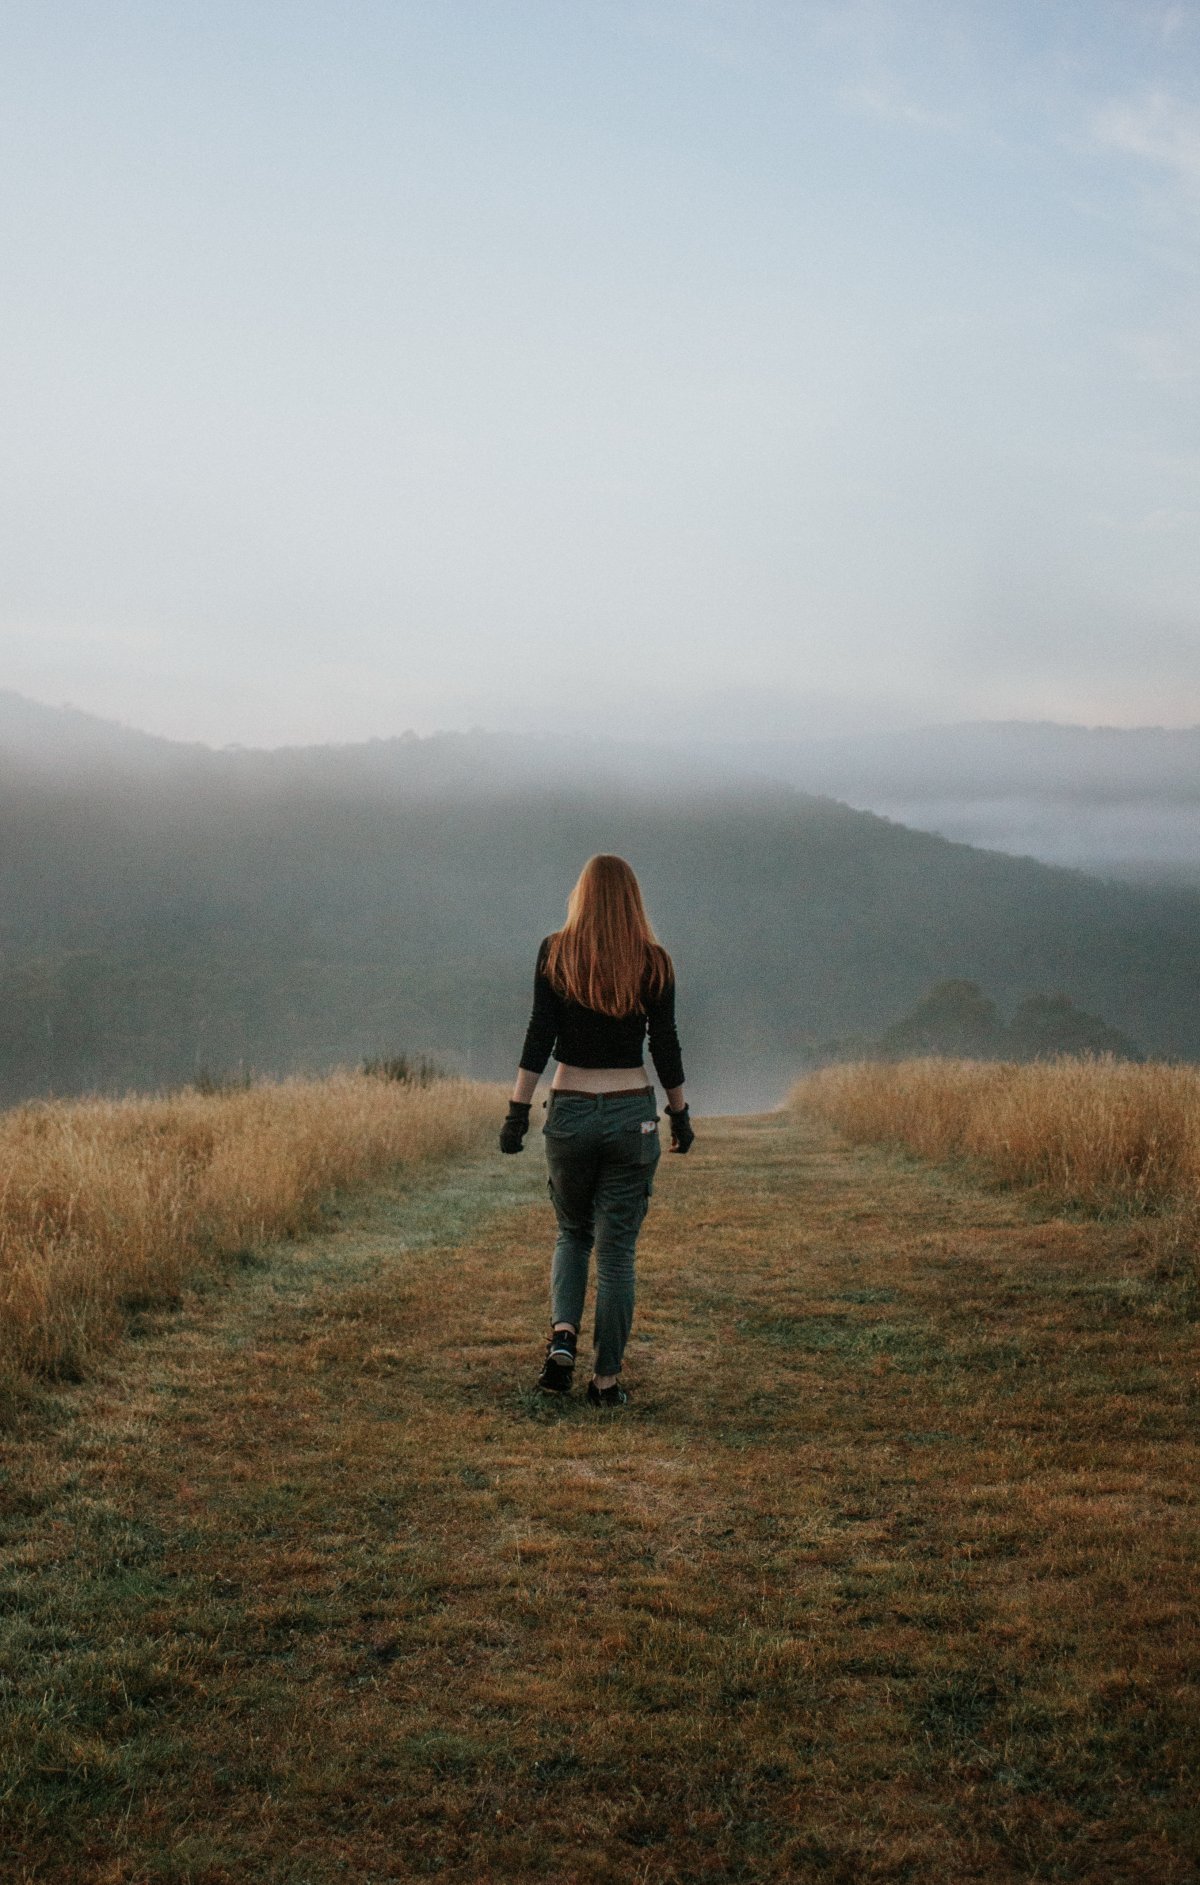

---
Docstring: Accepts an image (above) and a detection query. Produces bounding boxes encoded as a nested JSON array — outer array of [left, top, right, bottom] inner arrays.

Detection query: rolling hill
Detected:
[[3, 698, 1200, 1109]]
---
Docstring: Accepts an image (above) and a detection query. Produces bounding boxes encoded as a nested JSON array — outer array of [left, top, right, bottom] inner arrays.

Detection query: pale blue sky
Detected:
[[2, 1, 1199, 745]]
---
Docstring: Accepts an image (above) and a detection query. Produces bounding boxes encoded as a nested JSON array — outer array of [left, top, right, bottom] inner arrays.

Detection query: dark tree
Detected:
[[879, 980, 1006, 1059], [1008, 993, 1142, 1061]]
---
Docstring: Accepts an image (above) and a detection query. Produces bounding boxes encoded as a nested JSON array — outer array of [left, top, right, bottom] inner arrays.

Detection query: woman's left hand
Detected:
[[666, 1103, 694, 1154]]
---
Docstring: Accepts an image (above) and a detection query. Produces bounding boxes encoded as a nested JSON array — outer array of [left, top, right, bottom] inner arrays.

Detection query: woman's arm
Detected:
[[511, 1066, 539, 1104], [509, 939, 556, 1107], [516, 939, 557, 1084], [502, 938, 565, 1153], [647, 977, 692, 1148], [646, 975, 685, 1094]]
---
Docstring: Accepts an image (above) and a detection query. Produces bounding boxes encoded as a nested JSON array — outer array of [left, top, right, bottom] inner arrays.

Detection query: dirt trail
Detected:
[[2, 1110, 1196, 1884]]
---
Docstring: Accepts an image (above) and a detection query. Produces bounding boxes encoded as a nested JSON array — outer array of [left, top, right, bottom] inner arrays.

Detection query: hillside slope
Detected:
[[4, 697, 1200, 1103], [701, 720, 1200, 883], [3, 764, 1200, 1105]]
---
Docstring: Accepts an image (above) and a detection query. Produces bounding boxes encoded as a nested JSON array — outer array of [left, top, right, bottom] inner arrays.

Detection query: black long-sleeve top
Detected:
[[518, 936, 686, 1090]]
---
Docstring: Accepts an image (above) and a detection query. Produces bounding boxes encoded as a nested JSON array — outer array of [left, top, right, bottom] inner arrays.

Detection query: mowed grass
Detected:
[[1, 1107, 1197, 1883]]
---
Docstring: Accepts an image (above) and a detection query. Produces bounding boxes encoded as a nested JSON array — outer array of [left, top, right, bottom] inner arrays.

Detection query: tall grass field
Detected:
[[794, 1053, 1200, 1221], [0, 1071, 499, 1394]]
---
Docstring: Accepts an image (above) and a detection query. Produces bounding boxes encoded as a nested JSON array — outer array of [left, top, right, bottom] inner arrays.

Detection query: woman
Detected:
[[499, 854, 694, 1407]]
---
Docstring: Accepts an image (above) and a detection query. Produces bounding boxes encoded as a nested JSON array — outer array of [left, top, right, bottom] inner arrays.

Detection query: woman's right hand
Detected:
[[499, 1100, 531, 1154]]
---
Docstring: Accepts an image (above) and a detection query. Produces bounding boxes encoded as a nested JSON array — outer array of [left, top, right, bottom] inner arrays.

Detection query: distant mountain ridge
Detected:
[[705, 720, 1200, 805], [6, 689, 1199, 798], [6, 687, 1197, 886], [2, 697, 1200, 1109], [0, 689, 739, 795], [0, 689, 195, 772], [693, 721, 1200, 885]]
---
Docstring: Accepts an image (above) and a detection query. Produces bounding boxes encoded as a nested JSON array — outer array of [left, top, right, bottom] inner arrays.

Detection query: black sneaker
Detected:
[[536, 1327, 577, 1394], [586, 1380, 628, 1408]]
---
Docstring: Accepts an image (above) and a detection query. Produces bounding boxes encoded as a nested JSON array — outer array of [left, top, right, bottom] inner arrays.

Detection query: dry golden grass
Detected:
[[0, 1072, 500, 1393], [2, 1109, 1196, 1882], [793, 1055, 1200, 1217]]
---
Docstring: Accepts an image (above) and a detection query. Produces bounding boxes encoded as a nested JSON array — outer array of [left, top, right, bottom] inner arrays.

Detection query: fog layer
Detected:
[[3, 699, 1198, 1112]]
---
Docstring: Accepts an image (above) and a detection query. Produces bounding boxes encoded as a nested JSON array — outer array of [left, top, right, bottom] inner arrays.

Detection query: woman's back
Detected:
[[519, 934, 685, 1086]]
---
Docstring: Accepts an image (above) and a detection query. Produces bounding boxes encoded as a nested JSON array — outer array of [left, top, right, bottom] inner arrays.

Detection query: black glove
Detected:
[[666, 1103, 695, 1154], [499, 1100, 531, 1154]]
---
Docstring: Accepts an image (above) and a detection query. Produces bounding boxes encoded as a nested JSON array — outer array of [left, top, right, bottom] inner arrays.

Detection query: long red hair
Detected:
[[544, 855, 672, 1018]]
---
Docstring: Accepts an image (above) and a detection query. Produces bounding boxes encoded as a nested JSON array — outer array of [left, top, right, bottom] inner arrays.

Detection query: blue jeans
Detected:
[[542, 1089, 662, 1377]]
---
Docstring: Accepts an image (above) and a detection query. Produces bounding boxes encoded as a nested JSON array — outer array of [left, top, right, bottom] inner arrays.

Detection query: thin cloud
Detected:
[[1133, 506, 1200, 534], [1120, 325, 1200, 385], [1158, 5, 1190, 44], [838, 77, 961, 132], [1093, 89, 1200, 196]]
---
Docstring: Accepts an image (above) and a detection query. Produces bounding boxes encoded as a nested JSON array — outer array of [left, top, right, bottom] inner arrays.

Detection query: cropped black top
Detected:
[[518, 936, 686, 1090]]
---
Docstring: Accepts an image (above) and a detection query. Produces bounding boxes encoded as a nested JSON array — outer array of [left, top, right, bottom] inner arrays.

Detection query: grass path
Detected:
[[1, 1110, 1196, 1884]]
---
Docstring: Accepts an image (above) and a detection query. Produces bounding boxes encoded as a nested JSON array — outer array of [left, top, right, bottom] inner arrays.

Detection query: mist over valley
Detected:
[[689, 721, 1200, 888], [3, 695, 1199, 1113], [8, 691, 1195, 884]]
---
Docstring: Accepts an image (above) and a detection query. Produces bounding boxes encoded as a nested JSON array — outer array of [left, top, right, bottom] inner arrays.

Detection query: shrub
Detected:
[[361, 1053, 444, 1087]]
